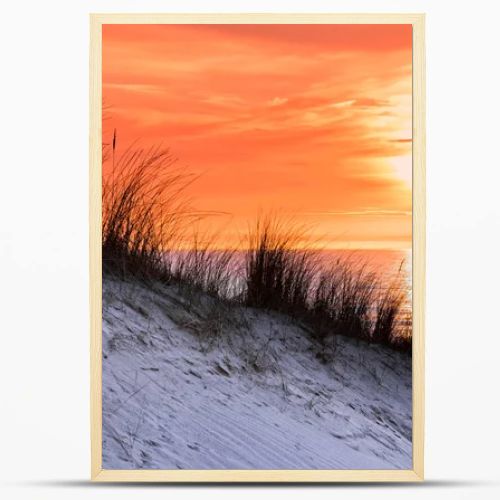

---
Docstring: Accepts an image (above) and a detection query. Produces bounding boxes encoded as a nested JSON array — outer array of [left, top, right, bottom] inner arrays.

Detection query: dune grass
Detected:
[[243, 214, 411, 352], [102, 139, 239, 304], [102, 141, 411, 352], [244, 216, 317, 316], [310, 262, 378, 342], [170, 232, 237, 300], [102, 142, 195, 281]]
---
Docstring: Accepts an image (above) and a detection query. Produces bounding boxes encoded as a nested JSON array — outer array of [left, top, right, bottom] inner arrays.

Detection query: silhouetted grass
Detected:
[[310, 261, 378, 342], [102, 143, 194, 280], [102, 140, 238, 302], [373, 284, 405, 344], [373, 281, 412, 352], [244, 215, 317, 316], [102, 137, 411, 351], [170, 232, 237, 300], [243, 215, 411, 350]]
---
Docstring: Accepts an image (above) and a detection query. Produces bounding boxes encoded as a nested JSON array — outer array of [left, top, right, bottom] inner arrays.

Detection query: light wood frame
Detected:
[[90, 13, 425, 482]]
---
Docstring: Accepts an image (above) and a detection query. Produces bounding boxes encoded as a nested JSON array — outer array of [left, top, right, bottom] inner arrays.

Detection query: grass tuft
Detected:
[[102, 144, 196, 281], [244, 215, 317, 316]]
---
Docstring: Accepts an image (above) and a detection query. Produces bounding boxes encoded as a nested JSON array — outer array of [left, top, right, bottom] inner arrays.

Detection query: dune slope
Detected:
[[102, 277, 412, 470]]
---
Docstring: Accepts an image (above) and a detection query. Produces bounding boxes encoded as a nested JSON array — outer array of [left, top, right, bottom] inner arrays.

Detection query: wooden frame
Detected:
[[90, 13, 425, 482]]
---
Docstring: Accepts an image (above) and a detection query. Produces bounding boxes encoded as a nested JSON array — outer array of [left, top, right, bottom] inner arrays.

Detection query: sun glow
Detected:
[[390, 155, 412, 188]]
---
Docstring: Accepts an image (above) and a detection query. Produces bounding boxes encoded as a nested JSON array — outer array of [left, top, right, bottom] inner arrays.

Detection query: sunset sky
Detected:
[[103, 24, 412, 250]]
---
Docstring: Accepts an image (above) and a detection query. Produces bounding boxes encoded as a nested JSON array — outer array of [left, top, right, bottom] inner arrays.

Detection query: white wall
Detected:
[[1, 1, 499, 499]]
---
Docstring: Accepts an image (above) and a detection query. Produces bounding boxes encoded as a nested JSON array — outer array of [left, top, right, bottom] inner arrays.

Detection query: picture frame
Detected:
[[90, 13, 425, 482]]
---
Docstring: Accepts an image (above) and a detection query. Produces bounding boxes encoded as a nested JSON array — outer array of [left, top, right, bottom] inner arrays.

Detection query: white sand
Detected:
[[102, 277, 412, 470]]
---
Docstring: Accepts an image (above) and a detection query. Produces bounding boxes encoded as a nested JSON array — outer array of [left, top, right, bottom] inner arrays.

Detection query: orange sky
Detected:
[[103, 24, 412, 250]]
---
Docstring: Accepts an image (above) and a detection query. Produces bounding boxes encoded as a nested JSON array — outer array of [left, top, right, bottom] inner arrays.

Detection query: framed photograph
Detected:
[[90, 13, 425, 482]]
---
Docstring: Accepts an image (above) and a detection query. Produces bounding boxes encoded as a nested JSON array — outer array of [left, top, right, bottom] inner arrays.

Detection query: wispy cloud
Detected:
[[267, 97, 289, 107], [202, 95, 246, 108], [330, 99, 356, 108], [304, 209, 411, 217], [103, 83, 164, 94]]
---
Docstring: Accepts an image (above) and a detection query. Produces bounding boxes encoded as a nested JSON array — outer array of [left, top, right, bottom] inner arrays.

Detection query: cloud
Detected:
[[201, 95, 246, 108], [354, 97, 391, 107], [267, 97, 289, 107], [303, 209, 411, 217], [103, 83, 163, 94], [330, 99, 356, 108]]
